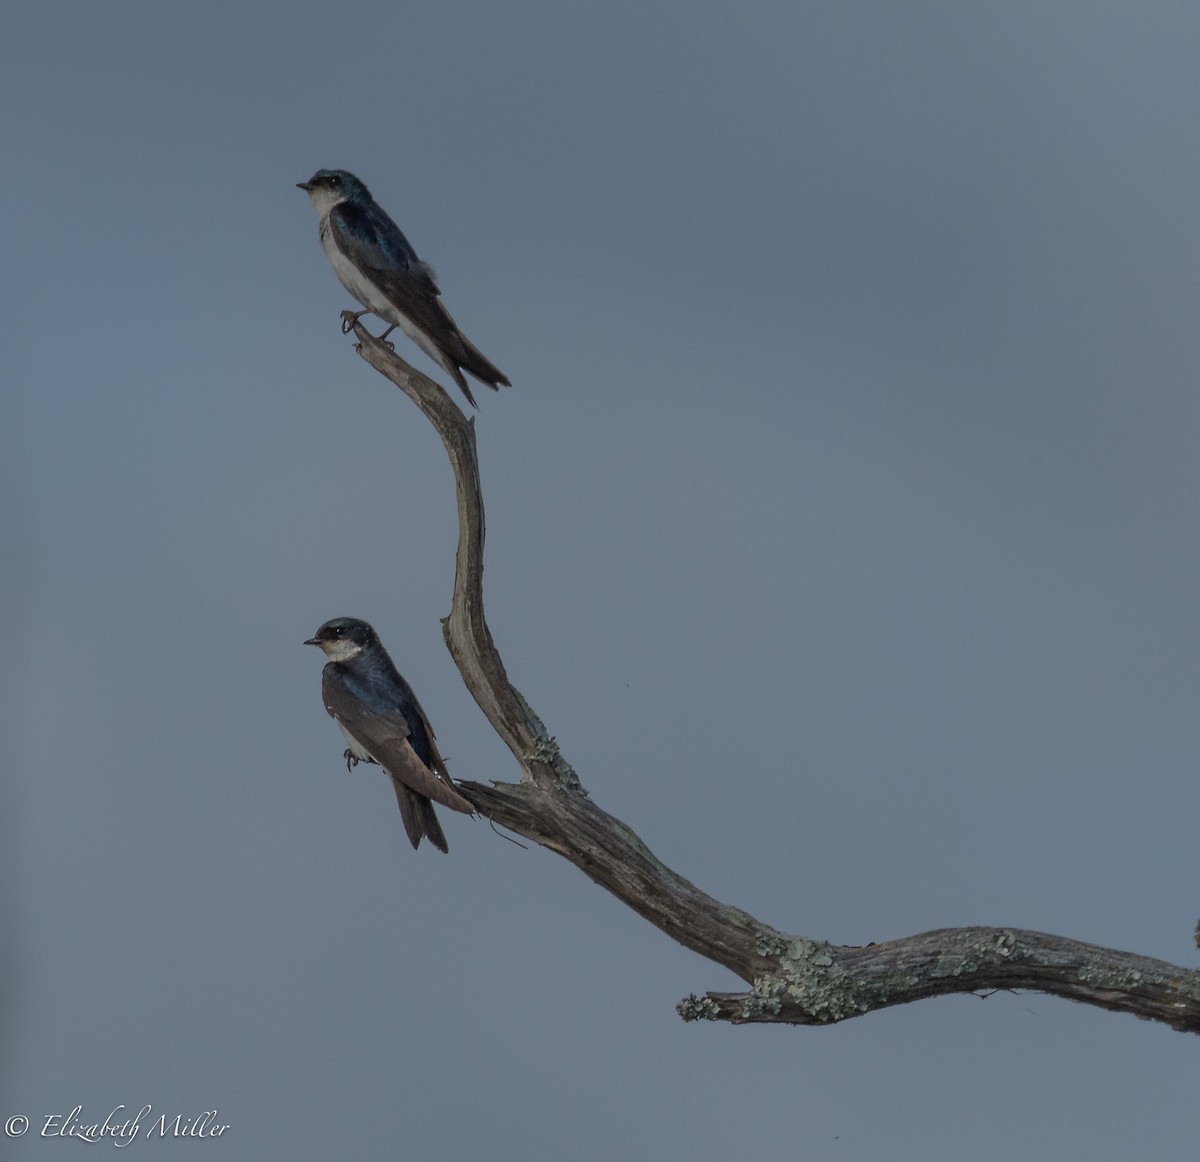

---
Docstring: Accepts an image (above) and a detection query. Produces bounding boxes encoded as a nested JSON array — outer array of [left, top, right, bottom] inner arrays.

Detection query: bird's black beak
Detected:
[[296, 181, 313, 191], [304, 637, 321, 646]]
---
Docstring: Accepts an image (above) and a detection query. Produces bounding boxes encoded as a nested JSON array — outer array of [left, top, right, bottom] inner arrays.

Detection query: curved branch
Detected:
[[350, 318, 1200, 1034], [682, 927, 1200, 1031], [349, 315, 578, 791]]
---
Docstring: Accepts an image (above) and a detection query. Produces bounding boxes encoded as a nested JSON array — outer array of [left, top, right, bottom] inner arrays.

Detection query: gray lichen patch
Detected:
[[1076, 961, 1158, 991], [677, 993, 723, 1022], [754, 928, 790, 959], [931, 929, 1026, 979], [745, 935, 874, 1023]]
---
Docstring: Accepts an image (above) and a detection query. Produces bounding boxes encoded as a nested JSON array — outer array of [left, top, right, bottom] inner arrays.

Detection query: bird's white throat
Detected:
[[320, 638, 365, 663]]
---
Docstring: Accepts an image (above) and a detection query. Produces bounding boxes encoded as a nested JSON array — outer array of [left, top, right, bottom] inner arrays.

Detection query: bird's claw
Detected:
[[342, 749, 361, 773]]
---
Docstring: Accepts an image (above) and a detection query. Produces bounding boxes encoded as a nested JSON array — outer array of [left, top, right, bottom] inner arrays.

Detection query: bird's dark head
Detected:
[[296, 168, 370, 213], [304, 617, 380, 662]]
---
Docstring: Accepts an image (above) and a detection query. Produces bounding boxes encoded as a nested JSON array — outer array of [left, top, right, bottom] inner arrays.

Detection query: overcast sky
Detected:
[[5, 2, 1200, 1158]]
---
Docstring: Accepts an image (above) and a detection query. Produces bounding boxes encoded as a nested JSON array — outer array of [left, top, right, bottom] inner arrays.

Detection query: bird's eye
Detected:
[[328, 174, 342, 187], [333, 625, 345, 635]]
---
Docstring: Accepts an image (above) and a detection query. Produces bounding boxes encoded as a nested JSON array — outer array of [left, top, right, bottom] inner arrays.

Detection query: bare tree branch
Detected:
[[348, 314, 1200, 1034]]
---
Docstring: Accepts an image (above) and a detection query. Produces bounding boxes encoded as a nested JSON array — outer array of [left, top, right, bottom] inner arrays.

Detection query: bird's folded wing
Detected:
[[372, 729, 474, 815], [410, 700, 455, 783], [330, 203, 467, 355], [323, 681, 473, 815]]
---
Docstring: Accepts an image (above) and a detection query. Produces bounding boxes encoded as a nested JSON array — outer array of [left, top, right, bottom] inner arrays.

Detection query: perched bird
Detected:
[[305, 617, 473, 852], [297, 168, 510, 408]]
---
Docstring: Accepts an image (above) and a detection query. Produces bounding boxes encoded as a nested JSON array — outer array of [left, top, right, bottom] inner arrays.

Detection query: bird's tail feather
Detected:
[[458, 336, 511, 391], [394, 781, 450, 853], [444, 362, 479, 409], [438, 333, 510, 407]]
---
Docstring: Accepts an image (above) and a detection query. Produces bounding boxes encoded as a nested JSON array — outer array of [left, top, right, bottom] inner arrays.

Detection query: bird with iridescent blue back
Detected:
[[297, 169, 510, 408], [305, 617, 474, 853]]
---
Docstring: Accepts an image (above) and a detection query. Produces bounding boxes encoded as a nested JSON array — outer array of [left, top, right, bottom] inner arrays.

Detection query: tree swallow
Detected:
[[297, 168, 511, 408], [305, 617, 473, 852]]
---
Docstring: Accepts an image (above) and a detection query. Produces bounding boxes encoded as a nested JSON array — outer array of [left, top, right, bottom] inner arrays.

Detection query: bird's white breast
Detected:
[[338, 722, 375, 764], [317, 217, 441, 364], [320, 219, 397, 319]]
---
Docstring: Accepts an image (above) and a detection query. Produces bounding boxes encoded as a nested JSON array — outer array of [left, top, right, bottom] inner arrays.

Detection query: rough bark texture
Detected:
[[348, 314, 1200, 1033]]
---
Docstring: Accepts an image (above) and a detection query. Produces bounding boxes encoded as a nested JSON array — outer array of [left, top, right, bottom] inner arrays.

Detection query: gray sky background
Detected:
[[5, 2, 1200, 1157]]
